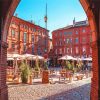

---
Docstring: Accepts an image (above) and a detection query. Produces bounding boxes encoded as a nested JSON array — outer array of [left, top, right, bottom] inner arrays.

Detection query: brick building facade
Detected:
[[52, 20, 92, 59], [0, 0, 100, 100], [7, 16, 49, 56]]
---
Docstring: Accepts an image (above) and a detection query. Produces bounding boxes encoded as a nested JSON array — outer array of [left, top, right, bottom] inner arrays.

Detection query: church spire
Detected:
[[44, 2, 48, 53], [73, 17, 76, 26], [44, 3, 48, 29]]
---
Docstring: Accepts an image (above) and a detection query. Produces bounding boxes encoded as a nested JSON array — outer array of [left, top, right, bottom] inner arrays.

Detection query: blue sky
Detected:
[[15, 0, 87, 38]]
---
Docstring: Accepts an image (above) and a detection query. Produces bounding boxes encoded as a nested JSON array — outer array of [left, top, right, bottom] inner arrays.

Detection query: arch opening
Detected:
[[0, 0, 100, 100]]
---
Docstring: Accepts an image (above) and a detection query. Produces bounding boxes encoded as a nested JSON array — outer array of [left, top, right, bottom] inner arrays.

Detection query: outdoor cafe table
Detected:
[[49, 70, 73, 83]]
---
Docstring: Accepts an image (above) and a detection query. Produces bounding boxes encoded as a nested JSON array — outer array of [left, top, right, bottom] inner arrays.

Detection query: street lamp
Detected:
[[44, 3, 48, 54], [43, 2, 49, 60]]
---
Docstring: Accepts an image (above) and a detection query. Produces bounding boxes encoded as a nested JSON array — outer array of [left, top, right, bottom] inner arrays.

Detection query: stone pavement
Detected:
[[8, 77, 91, 100]]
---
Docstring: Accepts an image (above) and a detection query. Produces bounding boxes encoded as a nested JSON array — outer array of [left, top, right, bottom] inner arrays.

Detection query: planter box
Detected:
[[6, 74, 14, 82], [42, 70, 49, 84]]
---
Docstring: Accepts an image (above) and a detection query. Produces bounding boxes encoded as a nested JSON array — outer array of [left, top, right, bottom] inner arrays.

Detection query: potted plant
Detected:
[[34, 57, 40, 78], [19, 61, 32, 84], [42, 60, 49, 84], [65, 61, 73, 82]]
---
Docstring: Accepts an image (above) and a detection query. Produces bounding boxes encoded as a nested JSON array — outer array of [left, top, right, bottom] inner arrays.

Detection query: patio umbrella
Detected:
[[74, 57, 82, 61], [20, 54, 35, 67], [7, 53, 21, 58], [20, 53, 35, 60], [7, 57, 20, 60], [81, 57, 92, 61], [7, 53, 21, 75], [32, 55, 44, 60], [58, 55, 75, 60]]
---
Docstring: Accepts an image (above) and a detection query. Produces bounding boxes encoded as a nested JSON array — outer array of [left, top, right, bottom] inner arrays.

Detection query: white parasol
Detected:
[[20, 53, 35, 60], [32, 55, 44, 60], [58, 55, 76, 60], [81, 57, 92, 61]]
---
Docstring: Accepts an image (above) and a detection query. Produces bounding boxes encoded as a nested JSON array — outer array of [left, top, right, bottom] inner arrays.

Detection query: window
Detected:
[[71, 48, 72, 54], [12, 42, 15, 49], [82, 46, 86, 52], [32, 34, 34, 43], [24, 25, 28, 29], [64, 32, 67, 35], [82, 37, 86, 43], [24, 32, 27, 43], [64, 31, 72, 35], [68, 32, 72, 35], [76, 47, 79, 54], [82, 29, 86, 33], [64, 48, 66, 54], [38, 36, 41, 41], [66, 48, 69, 53], [75, 38, 78, 43], [59, 48, 62, 54], [38, 47, 41, 55], [59, 39, 62, 46], [8, 42, 9, 48], [82, 46, 86, 57], [66, 38, 70, 44], [75, 31, 78, 34], [11, 29, 15, 37], [90, 48, 92, 53], [32, 45, 34, 54], [23, 44, 27, 52], [20, 24, 23, 28], [70, 38, 72, 43], [55, 49, 57, 54]]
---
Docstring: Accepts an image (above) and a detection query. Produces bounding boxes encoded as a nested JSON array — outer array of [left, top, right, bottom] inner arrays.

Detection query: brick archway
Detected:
[[0, 0, 100, 100], [0, 0, 20, 100], [80, 0, 100, 99]]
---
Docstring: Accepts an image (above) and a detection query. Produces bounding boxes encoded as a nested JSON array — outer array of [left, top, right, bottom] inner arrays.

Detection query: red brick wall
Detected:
[[52, 24, 91, 58], [7, 16, 49, 56], [91, 41, 99, 100], [80, 0, 100, 99], [0, 41, 8, 100]]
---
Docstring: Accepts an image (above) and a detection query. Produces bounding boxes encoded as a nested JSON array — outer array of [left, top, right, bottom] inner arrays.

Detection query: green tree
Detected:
[[19, 61, 32, 83], [44, 60, 48, 70], [34, 57, 40, 71]]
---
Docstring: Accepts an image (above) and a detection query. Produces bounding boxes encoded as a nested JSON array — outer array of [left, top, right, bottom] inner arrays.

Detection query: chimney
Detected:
[[73, 17, 75, 27], [15, 13, 18, 17], [86, 18, 88, 25]]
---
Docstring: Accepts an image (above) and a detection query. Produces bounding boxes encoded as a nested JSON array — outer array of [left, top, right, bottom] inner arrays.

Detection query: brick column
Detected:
[[0, 41, 8, 100], [91, 4, 100, 100], [91, 40, 100, 100]]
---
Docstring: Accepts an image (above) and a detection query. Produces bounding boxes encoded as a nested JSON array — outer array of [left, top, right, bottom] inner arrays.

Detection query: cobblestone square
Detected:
[[8, 78, 91, 100]]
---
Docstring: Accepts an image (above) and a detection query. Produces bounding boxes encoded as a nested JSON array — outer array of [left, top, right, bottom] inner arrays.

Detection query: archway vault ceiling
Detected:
[[0, 0, 13, 19], [80, 0, 100, 17], [0, 0, 20, 42]]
